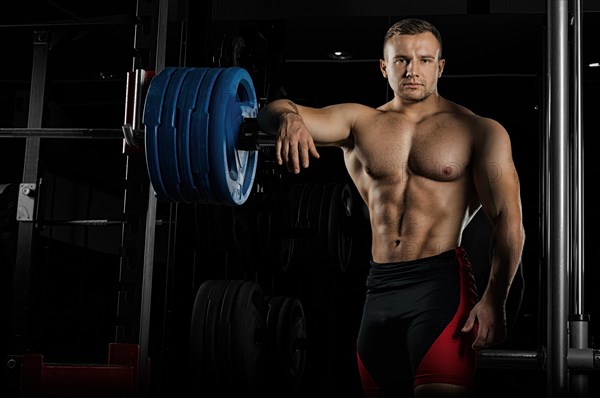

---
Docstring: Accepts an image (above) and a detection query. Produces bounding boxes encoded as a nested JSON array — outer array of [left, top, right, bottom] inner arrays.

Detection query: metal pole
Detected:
[[136, 0, 169, 395], [570, 0, 589, 394], [10, 29, 49, 356], [570, 0, 584, 322], [547, 0, 570, 396]]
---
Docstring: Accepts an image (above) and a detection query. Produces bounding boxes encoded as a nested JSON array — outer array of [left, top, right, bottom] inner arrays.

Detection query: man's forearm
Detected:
[[486, 220, 524, 304]]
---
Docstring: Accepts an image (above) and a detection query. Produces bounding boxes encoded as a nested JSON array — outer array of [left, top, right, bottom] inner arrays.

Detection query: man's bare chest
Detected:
[[349, 118, 473, 182]]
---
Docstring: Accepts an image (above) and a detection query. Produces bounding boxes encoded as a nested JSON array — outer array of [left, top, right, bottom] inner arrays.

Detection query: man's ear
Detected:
[[380, 59, 387, 78], [438, 58, 446, 78]]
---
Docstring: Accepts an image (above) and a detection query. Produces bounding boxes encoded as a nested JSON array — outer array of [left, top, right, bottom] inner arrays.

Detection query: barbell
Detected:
[[143, 66, 265, 205], [142, 66, 360, 272]]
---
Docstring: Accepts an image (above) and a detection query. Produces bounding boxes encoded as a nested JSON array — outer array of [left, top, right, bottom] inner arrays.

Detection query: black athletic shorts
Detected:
[[356, 247, 479, 397]]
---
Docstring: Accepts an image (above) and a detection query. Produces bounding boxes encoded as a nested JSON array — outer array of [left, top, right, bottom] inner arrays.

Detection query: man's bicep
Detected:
[[301, 104, 354, 146]]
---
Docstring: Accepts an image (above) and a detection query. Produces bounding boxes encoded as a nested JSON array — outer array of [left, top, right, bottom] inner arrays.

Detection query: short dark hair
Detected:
[[383, 18, 443, 58]]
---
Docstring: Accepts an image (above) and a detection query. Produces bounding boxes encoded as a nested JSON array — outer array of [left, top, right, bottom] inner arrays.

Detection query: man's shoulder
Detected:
[[441, 100, 505, 131], [440, 98, 477, 117]]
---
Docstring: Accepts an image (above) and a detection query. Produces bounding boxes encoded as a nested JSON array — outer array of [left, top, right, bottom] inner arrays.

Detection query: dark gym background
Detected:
[[1, 1, 599, 397]]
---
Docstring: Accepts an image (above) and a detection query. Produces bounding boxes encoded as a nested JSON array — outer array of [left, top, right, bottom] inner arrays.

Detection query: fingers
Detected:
[[299, 140, 320, 170], [289, 141, 300, 173], [462, 311, 491, 350], [275, 137, 283, 166], [463, 318, 500, 350], [276, 135, 297, 173], [276, 138, 302, 174], [277, 132, 320, 174], [308, 140, 321, 160], [462, 318, 486, 350], [472, 326, 494, 350], [461, 312, 475, 333], [471, 329, 487, 350]]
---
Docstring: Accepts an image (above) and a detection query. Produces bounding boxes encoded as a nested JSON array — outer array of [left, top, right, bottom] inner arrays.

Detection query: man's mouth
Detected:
[[402, 82, 421, 88]]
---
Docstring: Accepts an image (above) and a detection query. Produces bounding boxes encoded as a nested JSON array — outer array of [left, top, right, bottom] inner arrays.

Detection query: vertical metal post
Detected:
[[10, 30, 48, 352], [570, 0, 584, 322], [547, 0, 570, 396], [569, 0, 589, 394], [137, 0, 169, 395]]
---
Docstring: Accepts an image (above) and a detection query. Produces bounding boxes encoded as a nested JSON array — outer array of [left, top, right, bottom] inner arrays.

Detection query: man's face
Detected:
[[380, 32, 445, 103]]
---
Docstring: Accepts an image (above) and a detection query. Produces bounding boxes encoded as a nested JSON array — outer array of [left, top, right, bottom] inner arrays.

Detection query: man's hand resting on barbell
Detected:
[[274, 111, 320, 174]]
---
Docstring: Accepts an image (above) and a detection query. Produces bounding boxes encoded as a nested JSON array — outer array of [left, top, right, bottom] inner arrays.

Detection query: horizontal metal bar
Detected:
[[477, 348, 600, 371], [0, 128, 125, 139], [39, 219, 168, 227], [0, 15, 140, 29], [123, 121, 275, 150], [40, 219, 125, 226], [477, 349, 543, 369], [1, 122, 272, 146]]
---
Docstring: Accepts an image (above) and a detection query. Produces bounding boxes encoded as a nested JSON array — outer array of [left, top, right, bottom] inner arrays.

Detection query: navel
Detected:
[[395, 239, 400, 246]]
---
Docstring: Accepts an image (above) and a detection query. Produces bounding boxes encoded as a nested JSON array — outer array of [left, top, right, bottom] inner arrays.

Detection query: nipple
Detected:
[[442, 166, 453, 176]]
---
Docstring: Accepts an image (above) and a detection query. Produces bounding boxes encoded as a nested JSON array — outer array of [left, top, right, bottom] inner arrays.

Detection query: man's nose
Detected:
[[405, 61, 418, 77]]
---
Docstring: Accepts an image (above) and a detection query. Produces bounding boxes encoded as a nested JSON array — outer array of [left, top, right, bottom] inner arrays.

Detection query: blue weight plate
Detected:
[[207, 67, 258, 205], [190, 68, 223, 204], [172, 67, 195, 202], [158, 67, 193, 202], [176, 67, 209, 202], [143, 67, 177, 201]]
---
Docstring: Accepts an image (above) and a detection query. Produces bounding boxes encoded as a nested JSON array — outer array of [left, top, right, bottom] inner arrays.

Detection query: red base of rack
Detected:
[[21, 343, 142, 396]]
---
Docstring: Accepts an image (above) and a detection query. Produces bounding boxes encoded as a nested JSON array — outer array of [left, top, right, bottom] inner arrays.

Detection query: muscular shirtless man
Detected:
[[257, 18, 525, 397]]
